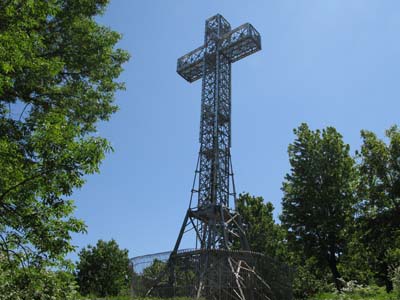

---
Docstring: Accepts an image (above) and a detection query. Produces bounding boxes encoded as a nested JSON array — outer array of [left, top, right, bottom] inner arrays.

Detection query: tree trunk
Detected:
[[328, 253, 342, 291], [377, 260, 393, 292], [385, 277, 393, 293], [382, 263, 393, 293]]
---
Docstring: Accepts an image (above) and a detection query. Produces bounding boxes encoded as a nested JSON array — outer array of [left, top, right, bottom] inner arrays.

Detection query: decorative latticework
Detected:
[[131, 250, 293, 300]]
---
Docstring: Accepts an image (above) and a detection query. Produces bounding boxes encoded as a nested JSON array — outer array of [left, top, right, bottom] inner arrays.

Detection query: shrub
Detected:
[[389, 265, 400, 295], [0, 264, 78, 300]]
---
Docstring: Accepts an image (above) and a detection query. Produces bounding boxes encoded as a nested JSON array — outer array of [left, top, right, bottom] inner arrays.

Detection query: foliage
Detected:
[[78, 297, 194, 300], [0, 261, 78, 300], [132, 259, 167, 297], [76, 239, 133, 297], [389, 266, 400, 295], [311, 284, 399, 300], [291, 256, 331, 300], [336, 231, 374, 285], [78, 297, 132, 300], [281, 123, 357, 290], [356, 126, 400, 291], [133, 259, 196, 298], [236, 193, 295, 300], [142, 259, 167, 282], [236, 193, 287, 259], [0, 0, 129, 298]]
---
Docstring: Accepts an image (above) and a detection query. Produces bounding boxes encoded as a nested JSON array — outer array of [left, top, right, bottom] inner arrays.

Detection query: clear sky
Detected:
[[70, 0, 400, 260]]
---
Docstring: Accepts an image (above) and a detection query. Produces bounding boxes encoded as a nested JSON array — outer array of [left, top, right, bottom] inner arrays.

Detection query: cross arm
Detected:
[[177, 23, 261, 83], [177, 45, 206, 83], [220, 23, 261, 64]]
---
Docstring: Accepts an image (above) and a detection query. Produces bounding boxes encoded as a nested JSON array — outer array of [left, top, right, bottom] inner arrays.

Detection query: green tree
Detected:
[[0, 0, 129, 298], [357, 126, 400, 291], [281, 123, 357, 290], [76, 239, 133, 297], [236, 193, 287, 259]]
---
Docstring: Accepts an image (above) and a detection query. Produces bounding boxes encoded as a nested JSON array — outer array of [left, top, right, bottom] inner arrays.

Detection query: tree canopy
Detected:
[[281, 123, 357, 289], [76, 239, 133, 297], [356, 126, 400, 291], [236, 193, 286, 259], [0, 0, 129, 298]]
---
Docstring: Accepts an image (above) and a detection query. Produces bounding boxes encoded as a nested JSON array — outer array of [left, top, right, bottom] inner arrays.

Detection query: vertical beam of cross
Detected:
[[200, 15, 231, 209]]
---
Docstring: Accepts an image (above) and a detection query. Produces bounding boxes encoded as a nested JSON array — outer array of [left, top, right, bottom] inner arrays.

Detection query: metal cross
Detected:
[[177, 14, 261, 212]]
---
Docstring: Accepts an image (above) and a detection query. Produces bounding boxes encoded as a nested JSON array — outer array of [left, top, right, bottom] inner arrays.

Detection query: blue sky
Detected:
[[70, 0, 400, 260]]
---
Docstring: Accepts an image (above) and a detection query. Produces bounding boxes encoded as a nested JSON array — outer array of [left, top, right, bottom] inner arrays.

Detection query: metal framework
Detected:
[[133, 249, 293, 300], [176, 14, 261, 252], [146, 15, 291, 300]]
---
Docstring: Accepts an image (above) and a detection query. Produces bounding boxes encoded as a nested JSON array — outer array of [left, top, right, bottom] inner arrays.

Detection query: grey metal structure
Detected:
[[175, 14, 261, 252], [146, 14, 291, 300]]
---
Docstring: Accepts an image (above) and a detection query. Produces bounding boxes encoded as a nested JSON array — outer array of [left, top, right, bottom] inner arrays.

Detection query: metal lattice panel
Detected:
[[136, 249, 293, 300]]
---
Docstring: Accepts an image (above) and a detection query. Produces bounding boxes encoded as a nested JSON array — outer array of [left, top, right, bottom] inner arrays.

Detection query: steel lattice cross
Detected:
[[171, 14, 262, 255], [177, 14, 261, 210]]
